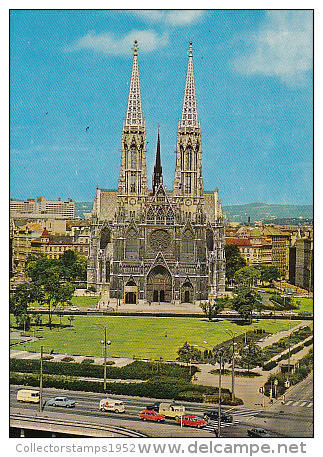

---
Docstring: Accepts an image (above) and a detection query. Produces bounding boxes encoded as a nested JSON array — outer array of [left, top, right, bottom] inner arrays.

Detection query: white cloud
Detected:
[[134, 10, 204, 26], [232, 11, 313, 86], [65, 29, 169, 56]]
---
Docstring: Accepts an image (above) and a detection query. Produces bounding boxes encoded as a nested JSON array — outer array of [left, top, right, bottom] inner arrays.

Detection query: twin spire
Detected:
[[125, 40, 199, 190], [125, 40, 144, 127]]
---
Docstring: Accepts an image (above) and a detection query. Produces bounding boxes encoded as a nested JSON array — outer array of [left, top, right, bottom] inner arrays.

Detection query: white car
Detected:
[[70, 306, 80, 312], [99, 398, 125, 413]]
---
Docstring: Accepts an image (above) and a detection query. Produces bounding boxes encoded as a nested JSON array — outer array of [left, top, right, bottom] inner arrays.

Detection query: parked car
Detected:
[[100, 398, 125, 413], [247, 427, 271, 438], [70, 306, 80, 312], [139, 410, 165, 423], [176, 415, 207, 428], [203, 410, 233, 423], [146, 402, 161, 412], [46, 396, 76, 408], [87, 307, 99, 312]]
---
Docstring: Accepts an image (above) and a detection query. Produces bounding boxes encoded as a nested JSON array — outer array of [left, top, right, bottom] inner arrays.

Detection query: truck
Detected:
[[158, 402, 185, 419]]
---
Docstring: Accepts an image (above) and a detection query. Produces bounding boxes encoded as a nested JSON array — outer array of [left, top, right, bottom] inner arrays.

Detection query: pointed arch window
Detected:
[[156, 207, 165, 225], [147, 208, 155, 224], [182, 229, 194, 255], [166, 209, 174, 225], [130, 171, 136, 193], [186, 147, 192, 170], [126, 228, 138, 254], [131, 146, 136, 169], [100, 226, 110, 250]]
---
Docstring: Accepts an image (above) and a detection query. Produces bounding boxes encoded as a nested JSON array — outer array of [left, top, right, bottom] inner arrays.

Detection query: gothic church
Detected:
[[87, 41, 225, 304]]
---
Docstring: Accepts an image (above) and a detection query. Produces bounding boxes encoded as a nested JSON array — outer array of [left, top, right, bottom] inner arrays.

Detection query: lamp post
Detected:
[[287, 320, 291, 384], [39, 345, 43, 412], [224, 329, 237, 401], [95, 323, 111, 390], [204, 340, 223, 437]]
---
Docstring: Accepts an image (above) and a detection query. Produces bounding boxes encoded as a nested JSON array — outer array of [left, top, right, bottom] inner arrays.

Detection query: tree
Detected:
[[15, 313, 30, 331], [224, 245, 247, 283], [67, 315, 75, 327], [238, 341, 263, 373], [234, 265, 260, 287], [11, 282, 35, 318], [257, 264, 280, 285], [200, 297, 229, 321], [34, 314, 42, 327], [177, 342, 202, 364], [231, 285, 261, 322]]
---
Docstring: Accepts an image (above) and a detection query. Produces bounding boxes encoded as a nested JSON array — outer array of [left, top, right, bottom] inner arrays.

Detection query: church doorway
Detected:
[[147, 265, 172, 303], [181, 281, 194, 303], [124, 280, 137, 304], [125, 291, 136, 304]]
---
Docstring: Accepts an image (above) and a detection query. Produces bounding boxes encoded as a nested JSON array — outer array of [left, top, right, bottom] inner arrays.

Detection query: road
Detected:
[[10, 375, 313, 438], [241, 372, 313, 438]]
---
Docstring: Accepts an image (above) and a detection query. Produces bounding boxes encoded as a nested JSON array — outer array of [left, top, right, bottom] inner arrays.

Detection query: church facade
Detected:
[[87, 41, 226, 304]]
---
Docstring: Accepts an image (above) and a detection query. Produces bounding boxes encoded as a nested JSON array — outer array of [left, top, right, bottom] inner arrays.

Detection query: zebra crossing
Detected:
[[203, 408, 261, 433], [283, 400, 313, 408]]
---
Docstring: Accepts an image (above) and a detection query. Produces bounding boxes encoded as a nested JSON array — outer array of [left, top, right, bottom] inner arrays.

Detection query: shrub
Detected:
[[10, 359, 195, 382], [262, 360, 278, 371], [81, 358, 94, 364], [61, 356, 74, 362]]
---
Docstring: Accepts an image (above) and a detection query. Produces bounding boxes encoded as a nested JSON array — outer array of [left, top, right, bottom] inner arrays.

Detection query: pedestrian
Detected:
[[214, 427, 218, 437]]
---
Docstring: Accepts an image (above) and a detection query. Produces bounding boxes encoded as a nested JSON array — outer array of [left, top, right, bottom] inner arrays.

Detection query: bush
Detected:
[[61, 356, 74, 362], [10, 359, 195, 382], [81, 358, 94, 364], [9, 371, 242, 404], [262, 360, 278, 371]]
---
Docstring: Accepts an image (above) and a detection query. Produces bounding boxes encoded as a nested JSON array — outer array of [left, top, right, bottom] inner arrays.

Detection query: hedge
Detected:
[[10, 372, 241, 405], [10, 359, 197, 382], [264, 349, 313, 397]]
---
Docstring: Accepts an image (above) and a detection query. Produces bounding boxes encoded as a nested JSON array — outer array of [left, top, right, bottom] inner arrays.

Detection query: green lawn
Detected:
[[292, 297, 313, 313], [11, 316, 301, 361], [70, 296, 100, 307]]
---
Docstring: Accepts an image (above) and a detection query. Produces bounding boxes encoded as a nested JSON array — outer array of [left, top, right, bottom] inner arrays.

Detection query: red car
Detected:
[[176, 415, 207, 428], [139, 410, 165, 423]]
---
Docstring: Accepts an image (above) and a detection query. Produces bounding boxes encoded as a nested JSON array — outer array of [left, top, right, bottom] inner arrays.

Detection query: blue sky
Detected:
[[10, 9, 313, 205]]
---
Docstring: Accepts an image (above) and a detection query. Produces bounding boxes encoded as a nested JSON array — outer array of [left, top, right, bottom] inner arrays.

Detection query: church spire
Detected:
[[180, 41, 199, 128], [125, 40, 144, 127], [152, 127, 163, 194]]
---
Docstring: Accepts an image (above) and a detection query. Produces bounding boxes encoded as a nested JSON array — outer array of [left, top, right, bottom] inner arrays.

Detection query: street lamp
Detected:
[[204, 340, 223, 437], [224, 329, 237, 401], [95, 323, 111, 390]]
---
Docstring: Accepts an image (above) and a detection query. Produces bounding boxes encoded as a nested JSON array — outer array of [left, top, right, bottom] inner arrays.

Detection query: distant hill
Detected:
[[75, 201, 313, 222], [223, 203, 313, 223], [75, 202, 93, 218]]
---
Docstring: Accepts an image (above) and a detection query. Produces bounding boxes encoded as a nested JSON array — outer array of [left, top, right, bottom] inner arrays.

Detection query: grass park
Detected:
[[11, 314, 302, 361]]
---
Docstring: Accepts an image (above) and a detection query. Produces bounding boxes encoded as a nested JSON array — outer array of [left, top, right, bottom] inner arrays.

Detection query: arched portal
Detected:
[[147, 265, 172, 303], [181, 281, 194, 303], [124, 279, 137, 304]]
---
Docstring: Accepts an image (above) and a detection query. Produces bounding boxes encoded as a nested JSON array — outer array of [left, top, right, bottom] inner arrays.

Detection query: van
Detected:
[[158, 402, 185, 419], [99, 398, 125, 413], [17, 389, 40, 403]]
